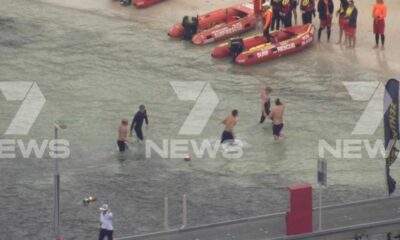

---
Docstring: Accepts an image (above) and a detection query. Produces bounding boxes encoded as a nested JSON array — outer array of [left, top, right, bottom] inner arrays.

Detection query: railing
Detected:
[[270, 218, 400, 240], [115, 195, 400, 240]]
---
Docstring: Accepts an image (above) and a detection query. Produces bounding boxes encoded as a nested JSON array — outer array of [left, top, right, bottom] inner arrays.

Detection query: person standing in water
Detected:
[[117, 119, 129, 153], [271, 0, 282, 31], [260, 87, 273, 124], [317, 0, 334, 42], [130, 104, 149, 141], [291, 0, 299, 25], [299, 0, 316, 25], [280, 0, 294, 28], [372, 0, 387, 49], [344, 0, 357, 48], [270, 98, 285, 140], [221, 109, 238, 144], [335, 0, 348, 45]]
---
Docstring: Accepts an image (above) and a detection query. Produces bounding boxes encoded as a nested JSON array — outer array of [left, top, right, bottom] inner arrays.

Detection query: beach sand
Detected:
[[39, 0, 400, 74]]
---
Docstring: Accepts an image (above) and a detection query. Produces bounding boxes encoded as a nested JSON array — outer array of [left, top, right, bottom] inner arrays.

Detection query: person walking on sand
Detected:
[[99, 204, 113, 240], [372, 0, 387, 49], [299, 0, 316, 25], [221, 109, 238, 144], [260, 87, 273, 124], [270, 98, 285, 141], [317, 0, 334, 42], [130, 104, 149, 142], [344, 0, 357, 48], [117, 119, 129, 153], [335, 0, 349, 45]]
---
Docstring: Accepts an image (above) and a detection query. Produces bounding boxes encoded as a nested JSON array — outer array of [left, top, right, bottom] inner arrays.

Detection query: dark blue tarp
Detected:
[[384, 79, 399, 195]]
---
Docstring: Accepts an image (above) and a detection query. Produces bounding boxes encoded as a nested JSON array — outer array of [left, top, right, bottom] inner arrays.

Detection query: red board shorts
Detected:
[[373, 19, 385, 34], [339, 16, 347, 29], [345, 26, 356, 37], [320, 15, 332, 28]]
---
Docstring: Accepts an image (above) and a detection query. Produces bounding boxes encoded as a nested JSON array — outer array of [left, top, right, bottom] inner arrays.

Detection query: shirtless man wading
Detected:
[[260, 87, 272, 124], [270, 98, 285, 140], [117, 119, 129, 153], [221, 109, 238, 144]]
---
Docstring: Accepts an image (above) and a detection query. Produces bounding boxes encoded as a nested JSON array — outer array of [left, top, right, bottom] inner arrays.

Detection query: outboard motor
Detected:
[[182, 16, 199, 41], [228, 37, 244, 60], [120, 0, 131, 6]]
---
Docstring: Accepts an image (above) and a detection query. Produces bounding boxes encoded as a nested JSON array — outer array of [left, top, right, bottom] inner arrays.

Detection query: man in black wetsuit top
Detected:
[[130, 104, 149, 141]]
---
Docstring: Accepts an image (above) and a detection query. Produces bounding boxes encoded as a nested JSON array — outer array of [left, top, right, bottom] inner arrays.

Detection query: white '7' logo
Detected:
[[171, 81, 219, 135], [344, 81, 391, 135], [0, 82, 46, 135]]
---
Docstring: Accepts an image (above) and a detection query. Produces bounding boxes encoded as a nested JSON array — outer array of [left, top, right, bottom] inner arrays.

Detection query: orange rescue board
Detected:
[[212, 24, 315, 65], [168, 2, 256, 45]]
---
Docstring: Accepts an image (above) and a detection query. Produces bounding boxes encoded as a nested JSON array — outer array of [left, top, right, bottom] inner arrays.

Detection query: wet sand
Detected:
[[39, 0, 400, 74]]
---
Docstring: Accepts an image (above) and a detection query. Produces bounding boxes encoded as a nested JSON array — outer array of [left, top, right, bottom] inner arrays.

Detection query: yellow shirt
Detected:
[[346, 6, 354, 17]]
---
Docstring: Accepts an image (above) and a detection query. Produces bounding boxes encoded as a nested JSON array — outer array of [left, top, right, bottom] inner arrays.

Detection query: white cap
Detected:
[[262, 1, 271, 8], [99, 204, 109, 211]]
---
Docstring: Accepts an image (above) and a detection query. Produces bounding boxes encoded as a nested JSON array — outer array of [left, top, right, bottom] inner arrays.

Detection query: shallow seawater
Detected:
[[0, 0, 397, 239]]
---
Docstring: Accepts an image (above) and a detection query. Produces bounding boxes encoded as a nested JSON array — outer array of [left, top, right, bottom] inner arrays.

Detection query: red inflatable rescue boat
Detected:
[[168, 2, 256, 45], [212, 24, 315, 65], [133, 0, 164, 8]]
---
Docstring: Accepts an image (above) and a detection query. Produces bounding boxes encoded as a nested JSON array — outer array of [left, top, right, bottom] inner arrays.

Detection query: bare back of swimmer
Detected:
[[270, 98, 285, 140], [221, 109, 238, 143]]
